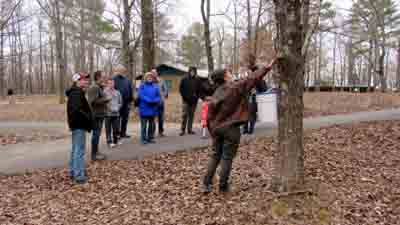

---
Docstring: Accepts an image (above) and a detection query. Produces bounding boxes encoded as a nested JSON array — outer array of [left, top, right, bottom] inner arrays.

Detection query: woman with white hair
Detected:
[[137, 72, 161, 144]]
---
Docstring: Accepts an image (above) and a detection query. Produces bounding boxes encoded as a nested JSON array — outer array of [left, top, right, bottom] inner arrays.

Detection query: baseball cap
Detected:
[[72, 72, 89, 82]]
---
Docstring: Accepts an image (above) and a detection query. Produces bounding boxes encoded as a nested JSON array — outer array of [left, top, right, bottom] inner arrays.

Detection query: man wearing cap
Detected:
[[113, 65, 134, 139], [66, 72, 92, 184], [88, 70, 110, 161], [179, 66, 200, 136]]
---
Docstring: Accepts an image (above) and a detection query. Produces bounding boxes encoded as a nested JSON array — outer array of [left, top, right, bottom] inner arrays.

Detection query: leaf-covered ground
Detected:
[[1, 120, 399, 225], [1, 92, 399, 123]]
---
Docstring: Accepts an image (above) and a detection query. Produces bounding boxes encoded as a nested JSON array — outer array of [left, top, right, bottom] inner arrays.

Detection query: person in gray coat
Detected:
[[104, 77, 123, 148]]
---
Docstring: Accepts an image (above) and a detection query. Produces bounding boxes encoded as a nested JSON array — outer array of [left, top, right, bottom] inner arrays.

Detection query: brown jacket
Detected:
[[207, 66, 271, 136]]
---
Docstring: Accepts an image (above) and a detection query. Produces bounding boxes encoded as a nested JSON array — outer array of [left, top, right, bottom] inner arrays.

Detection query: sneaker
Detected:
[[148, 139, 156, 144], [188, 131, 196, 135], [179, 132, 185, 136], [159, 133, 165, 138], [74, 177, 88, 184], [117, 140, 123, 145], [110, 143, 116, 148], [141, 141, 148, 145]]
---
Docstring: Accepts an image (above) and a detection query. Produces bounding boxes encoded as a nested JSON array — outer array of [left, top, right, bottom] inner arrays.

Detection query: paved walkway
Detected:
[[1, 109, 400, 175]]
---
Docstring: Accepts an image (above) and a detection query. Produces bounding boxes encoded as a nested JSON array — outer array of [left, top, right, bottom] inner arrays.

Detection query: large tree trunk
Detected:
[[39, 19, 44, 94], [79, 3, 86, 72], [0, 19, 4, 97], [316, 32, 322, 91], [122, 0, 131, 77], [50, 34, 56, 94], [141, 0, 155, 74], [272, 0, 307, 192], [378, 47, 387, 92], [246, 0, 252, 53], [332, 33, 337, 88], [201, 0, 214, 73], [367, 39, 373, 90], [55, 1, 65, 104], [396, 40, 400, 89], [347, 38, 356, 86]]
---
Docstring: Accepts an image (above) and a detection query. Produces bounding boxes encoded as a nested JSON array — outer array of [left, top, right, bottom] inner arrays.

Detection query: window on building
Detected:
[[165, 80, 172, 90]]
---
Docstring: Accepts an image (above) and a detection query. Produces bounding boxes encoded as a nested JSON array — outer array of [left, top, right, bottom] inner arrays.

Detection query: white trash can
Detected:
[[256, 92, 278, 123]]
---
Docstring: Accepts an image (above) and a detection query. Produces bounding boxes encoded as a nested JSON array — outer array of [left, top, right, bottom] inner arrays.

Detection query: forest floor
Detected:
[[1, 120, 399, 225], [0, 92, 399, 146]]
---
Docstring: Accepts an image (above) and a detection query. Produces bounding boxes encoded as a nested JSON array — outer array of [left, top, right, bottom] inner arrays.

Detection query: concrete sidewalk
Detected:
[[1, 109, 400, 175]]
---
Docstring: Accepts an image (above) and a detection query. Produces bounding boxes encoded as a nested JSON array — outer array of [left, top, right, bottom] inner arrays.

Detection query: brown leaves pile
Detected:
[[1, 120, 399, 224]]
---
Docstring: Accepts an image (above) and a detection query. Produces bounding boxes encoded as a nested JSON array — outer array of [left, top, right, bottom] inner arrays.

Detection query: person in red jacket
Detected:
[[200, 98, 209, 139], [202, 58, 277, 193]]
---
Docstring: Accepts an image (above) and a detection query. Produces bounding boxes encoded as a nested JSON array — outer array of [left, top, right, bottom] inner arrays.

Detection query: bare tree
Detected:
[[201, 0, 214, 72], [141, 0, 155, 73], [36, 0, 71, 104]]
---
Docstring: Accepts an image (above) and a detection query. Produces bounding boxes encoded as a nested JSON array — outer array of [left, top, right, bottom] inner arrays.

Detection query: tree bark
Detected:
[[39, 19, 44, 94], [201, 0, 214, 73], [332, 33, 337, 88], [0, 8, 4, 98], [396, 40, 400, 89], [141, 0, 155, 74], [272, 0, 307, 192], [50, 33, 55, 94], [55, 0, 65, 104]]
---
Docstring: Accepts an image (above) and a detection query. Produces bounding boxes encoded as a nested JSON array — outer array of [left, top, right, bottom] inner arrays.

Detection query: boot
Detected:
[[202, 157, 220, 193], [219, 159, 233, 193]]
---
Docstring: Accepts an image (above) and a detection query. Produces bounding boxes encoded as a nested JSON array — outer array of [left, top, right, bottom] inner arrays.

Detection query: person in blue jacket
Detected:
[[138, 72, 161, 144]]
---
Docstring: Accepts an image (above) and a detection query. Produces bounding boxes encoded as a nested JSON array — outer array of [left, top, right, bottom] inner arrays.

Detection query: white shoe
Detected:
[[110, 143, 116, 148]]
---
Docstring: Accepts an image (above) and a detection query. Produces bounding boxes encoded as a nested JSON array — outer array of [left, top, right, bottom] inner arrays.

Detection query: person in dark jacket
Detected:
[[113, 65, 134, 139], [138, 72, 161, 144], [66, 72, 92, 184], [88, 70, 111, 161], [179, 66, 199, 136], [202, 58, 276, 193]]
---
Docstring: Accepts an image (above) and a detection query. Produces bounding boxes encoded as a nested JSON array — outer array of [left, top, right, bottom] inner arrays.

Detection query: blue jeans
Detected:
[[140, 116, 155, 143], [70, 129, 87, 181], [91, 117, 104, 158]]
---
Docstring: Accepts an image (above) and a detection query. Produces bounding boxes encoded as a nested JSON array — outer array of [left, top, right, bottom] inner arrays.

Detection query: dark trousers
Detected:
[[243, 120, 256, 134], [181, 102, 196, 133], [105, 116, 120, 144], [158, 102, 165, 135], [244, 102, 257, 134], [151, 102, 165, 137], [119, 104, 131, 137], [203, 125, 241, 188], [91, 116, 104, 157], [140, 116, 155, 143]]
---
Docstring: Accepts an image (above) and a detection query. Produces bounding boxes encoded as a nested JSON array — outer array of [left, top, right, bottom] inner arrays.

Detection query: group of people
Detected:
[[66, 56, 278, 194], [66, 65, 170, 183]]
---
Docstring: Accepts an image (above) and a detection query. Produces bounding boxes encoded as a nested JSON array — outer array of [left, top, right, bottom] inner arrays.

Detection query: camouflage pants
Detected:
[[203, 125, 241, 187]]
